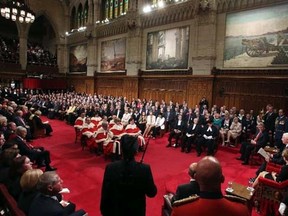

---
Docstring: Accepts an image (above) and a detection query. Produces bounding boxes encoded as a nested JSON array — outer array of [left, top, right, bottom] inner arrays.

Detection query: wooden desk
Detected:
[[226, 182, 254, 201], [226, 182, 254, 213]]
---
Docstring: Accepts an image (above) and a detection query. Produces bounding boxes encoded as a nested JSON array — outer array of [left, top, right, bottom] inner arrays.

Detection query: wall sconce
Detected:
[[199, 0, 210, 11]]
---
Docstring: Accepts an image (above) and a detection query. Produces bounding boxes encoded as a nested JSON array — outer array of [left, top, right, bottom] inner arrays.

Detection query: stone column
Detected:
[[18, 24, 29, 70], [192, 0, 217, 75], [93, 0, 100, 23], [126, 11, 142, 76], [57, 43, 69, 74], [86, 36, 97, 76]]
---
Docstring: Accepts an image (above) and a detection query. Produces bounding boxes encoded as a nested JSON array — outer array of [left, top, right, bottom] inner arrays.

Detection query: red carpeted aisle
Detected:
[[33, 118, 260, 216]]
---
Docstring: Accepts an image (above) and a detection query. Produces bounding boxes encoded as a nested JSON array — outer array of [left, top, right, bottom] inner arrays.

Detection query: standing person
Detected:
[[172, 156, 250, 216], [100, 135, 157, 216], [274, 109, 288, 150], [263, 104, 277, 144]]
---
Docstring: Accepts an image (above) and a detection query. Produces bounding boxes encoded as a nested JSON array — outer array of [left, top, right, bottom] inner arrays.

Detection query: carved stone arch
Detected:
[[31, 11, 60, 44]]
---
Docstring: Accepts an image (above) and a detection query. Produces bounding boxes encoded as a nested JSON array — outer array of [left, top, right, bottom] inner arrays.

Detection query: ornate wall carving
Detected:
[[141, 1, 197, 28]]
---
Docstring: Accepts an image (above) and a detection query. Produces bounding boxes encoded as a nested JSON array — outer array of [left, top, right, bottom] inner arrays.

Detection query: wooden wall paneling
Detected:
[[68, 76, 87, 93], [213, 76, 288, 112], [85, 78, 94, 94], [122, 77, 139, 102], [95, 77, 124, 97], [186, 78, 213, 108]]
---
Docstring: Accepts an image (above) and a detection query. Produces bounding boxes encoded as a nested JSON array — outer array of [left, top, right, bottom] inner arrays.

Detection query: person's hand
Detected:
[[272, 172, 277, 180], [60, 200, 70, 207], [265, 156, 270, 162]]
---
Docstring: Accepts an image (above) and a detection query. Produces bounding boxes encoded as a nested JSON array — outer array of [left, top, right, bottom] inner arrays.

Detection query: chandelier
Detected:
[[0, 0, 35, 23]]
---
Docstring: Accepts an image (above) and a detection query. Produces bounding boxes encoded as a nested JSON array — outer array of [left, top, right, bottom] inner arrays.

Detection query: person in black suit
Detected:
[[113, 105, 124, 119], [11, 126, 56, 171], [181, 118, 201, 153], [164, 106, 176, 132], [33, 110, 53, 136], [29, 171, 86, 216], [13, 110, 33, 140], [263, 104, 277, 144], [237, 122, 269, 165], [252, 148, 288, 188], [100, 135, 157, 216], [18, 168, 43, 215], [171, 162, 200, 203], [196, 118, 219, 156], [166, 115, 186, 148], [252, 133, 288, 180]]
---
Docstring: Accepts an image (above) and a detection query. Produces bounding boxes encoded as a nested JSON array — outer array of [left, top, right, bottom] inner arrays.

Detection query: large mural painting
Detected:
[[224, 4, 288, 68], [101, 38, 126, 72], [146, 26, 189, 70], [69, 44, 87, 72]]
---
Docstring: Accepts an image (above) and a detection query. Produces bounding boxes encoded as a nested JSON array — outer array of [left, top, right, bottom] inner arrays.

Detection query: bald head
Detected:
[[195, 156, 224, 192], [188, 162, 197, 179]]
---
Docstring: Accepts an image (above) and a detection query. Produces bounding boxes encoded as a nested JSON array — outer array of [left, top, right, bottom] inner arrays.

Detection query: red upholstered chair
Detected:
[[0, 184, 25, 216], [74, 127, 82, 144], [254, 163, 288, 216]]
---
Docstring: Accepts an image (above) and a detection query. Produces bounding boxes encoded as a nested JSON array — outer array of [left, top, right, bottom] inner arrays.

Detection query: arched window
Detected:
[[101, 0, 129, 20], [70, 7, 76, 29], [78, 3, 83, 27], [84, 1, 89, 25]]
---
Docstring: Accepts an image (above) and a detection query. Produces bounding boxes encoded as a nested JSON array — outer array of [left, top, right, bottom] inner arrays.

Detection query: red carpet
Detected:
[[33, 117, 260, 216]]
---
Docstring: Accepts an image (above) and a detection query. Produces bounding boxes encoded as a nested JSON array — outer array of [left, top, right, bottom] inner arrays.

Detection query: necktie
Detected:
[[254, 132, 262, 142], [23, 140, 33, 149]]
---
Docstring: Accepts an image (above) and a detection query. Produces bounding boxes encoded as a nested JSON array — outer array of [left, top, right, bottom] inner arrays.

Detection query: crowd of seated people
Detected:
[[0, 34, 57, 66], [3, 87, 282, 162], [0, 36, 19, 63], [1, 87, 288, 215], [0, 89, 86, 215], [27, 42, 57, 67]]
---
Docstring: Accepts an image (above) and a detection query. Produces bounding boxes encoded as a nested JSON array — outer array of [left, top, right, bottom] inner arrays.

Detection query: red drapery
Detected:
[[23, 78, 66, 89]]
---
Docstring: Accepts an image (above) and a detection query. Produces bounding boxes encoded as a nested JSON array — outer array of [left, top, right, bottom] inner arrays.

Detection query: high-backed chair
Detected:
[[74, 127, 82, 144], [0, 184, 25, 216], [254, 163, 288, 216]]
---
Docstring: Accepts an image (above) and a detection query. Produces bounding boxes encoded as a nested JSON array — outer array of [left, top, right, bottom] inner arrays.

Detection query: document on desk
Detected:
[[257, 148, 269, 160]]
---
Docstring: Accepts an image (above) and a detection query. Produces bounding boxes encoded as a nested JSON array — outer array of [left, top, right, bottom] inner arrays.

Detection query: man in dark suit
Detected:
[[113, 105, 124, 119], [29, 171, 86, 216], [237, 122, 269, 165], [255, 132, 288, 177], [196, 118, 219, 156], [12, 126, 56, 171], [164, 106, 176, 132], [13, 110, 32, 140], [101, 135, 157, 216], [171, 162, 200, 203], [263, 104, 277, 144], [166, 115, 186, 148], [181, 118, 201, 153]]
